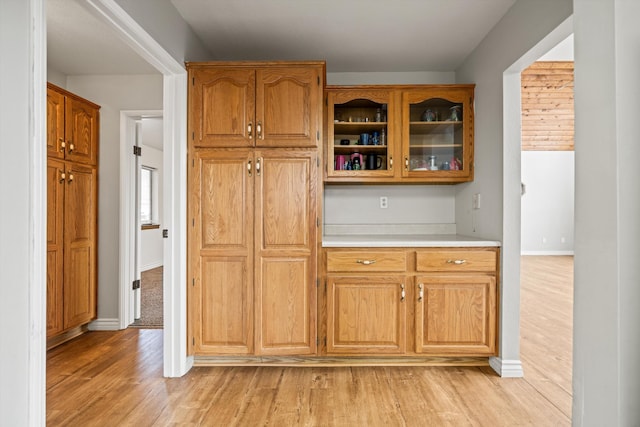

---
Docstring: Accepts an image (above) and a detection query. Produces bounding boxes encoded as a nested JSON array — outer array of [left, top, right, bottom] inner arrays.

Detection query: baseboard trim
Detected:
[[195, 355, 491, 368], [521, 250, 574, 256], [489, 357, 524, 377], [88, 318, 121, 331]]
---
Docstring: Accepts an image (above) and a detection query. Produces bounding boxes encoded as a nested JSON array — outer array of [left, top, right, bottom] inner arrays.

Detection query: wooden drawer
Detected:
[[416, 249, 497, 273], [326, 250, 407, 272]]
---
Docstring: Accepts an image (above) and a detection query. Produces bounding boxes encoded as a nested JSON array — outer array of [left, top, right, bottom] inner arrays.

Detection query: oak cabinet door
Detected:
[[326, 276, 407, 355], [47, 88, 65, 159], [190, 68, 255, 148], [415, 275, 497, 355], [254, 150, 317, 355], [65, 96, 99, 166], [47, 159, 65, 337], [256, 67, 321, 148], [63, 163, 97, 329], [190, 150, 254, 354]]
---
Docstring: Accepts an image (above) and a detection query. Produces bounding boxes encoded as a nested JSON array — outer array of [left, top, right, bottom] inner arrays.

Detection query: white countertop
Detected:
[[322, 234, 501, 248]]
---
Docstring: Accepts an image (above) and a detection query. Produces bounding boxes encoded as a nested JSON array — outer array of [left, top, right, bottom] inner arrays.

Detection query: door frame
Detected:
[[87, 0, 191, 377]]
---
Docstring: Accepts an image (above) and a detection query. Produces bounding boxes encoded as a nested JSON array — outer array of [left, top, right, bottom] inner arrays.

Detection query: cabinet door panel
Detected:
[[197, 258, 253, 354], [63, 164, 97, 329], [415, 275, 496, 355], [255, 150, 317, 355], [256, 258, 313, 354], [65, 97, 99, 165], [191, 68, 255, 147], [47, 159, 65, 337], [189, 150, 254, 355], [256, 67, 321, 147], [47, 88, 65, 159], [327, 276, 406, 354]]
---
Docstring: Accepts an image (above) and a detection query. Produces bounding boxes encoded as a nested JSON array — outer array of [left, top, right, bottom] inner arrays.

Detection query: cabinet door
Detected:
[[401, 86, 474, 183], [65, 97, 99, 166], [256, 67, 322, 148], [327, 276, 407, 355], [326, 87, 397, 182], [47, 88, 65, 159], [47, 159, 65, 337], [189, 150, 254, 354], [415, 275, 496, 355], [63, 163, 97, 329], [254, 150, 317, 355], [190, 68, 255, 148]]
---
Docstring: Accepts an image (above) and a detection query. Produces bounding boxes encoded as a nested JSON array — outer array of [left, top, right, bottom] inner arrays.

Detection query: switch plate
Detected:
[[472, 193, 481, 210], [380, 196, 388, 209]]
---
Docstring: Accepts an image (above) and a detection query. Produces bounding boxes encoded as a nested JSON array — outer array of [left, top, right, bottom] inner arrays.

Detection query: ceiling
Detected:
[[47, 0, 518, 76]]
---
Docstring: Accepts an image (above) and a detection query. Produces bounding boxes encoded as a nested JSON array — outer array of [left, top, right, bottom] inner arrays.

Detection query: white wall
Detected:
[[66, 74, 163, 321], [455, 0, 573, 376], [140, 118, 163, 271], [573, 0, 640, 424], [521, 151, 574, 254]]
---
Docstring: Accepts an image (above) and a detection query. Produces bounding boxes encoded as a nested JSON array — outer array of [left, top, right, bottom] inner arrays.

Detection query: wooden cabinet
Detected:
[[189, 63, 322, 148], [325, 87, 397, 182], [323, 247, 498, 357], [324, 84, 474, 183], [187, 62, 324, 357], [47, 83, 99, 165], [46, 84, 99, 341], [414, 249, 497, 355]]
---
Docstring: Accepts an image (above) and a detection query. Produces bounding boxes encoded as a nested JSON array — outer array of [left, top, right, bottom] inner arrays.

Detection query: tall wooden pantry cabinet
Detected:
[[46, 83, 99, 346], [187, 61, 324, 357]]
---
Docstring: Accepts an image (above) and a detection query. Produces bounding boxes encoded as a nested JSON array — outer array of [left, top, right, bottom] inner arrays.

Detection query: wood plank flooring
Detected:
[[47, 256, 573, 426]]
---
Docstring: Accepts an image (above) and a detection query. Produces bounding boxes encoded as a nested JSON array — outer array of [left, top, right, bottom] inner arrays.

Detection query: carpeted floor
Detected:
[[130, 266, 163, 328]]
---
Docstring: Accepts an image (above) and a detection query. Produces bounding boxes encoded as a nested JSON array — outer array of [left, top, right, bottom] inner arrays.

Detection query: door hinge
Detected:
[[317, 157, 320, 167], [162, 229, 169, 238], [316, 278, 319, 288], [192, 337, 195, 346], [316, 218, 319, 227], [133, 146, 142, 156], [316, 130, 320, 141], [192, 131, 195, 140], [317, 76, 320, 86], [192, 77, 195, 86], [132, 279, 141, 290], [324, 337, 327, 346], [192, 278, 195, 287]]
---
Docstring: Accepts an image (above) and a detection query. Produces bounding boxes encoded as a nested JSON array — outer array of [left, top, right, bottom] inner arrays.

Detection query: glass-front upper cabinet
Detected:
[[401, 86, 474, 183], [326, 87, 396, 182]]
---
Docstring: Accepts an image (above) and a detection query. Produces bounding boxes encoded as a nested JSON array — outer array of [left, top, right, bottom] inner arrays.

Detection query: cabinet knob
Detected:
[[59, 139, 66, 150], [68, 142, 74, 153], [446, 259, 466, 265], [59, 170, 66, 183], [400, 284, 405, 302], [257, 121, 263, 139], [404, 157, 409, 171], [356, 259, 376, 265], [247, 159, 252, 176], [67, 172, 74, 183], [389, 156, 393, 170], [418, 283, 424, 302], [248, 122, 253, 140]]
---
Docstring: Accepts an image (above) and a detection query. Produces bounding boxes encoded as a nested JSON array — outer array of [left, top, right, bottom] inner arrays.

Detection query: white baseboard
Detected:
[[489, 357, 524, 378], [88, 318, 121, 331], [141, 260, 163, 271], [521, 250, 574, 256]]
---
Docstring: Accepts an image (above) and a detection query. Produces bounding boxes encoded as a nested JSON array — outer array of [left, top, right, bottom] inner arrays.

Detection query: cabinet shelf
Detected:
[[409, 144, 463, 149]]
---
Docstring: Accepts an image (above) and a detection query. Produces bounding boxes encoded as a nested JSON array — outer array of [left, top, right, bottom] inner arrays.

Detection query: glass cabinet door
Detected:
[[402, 86, 474, 183], [326, 88, 396, 182]]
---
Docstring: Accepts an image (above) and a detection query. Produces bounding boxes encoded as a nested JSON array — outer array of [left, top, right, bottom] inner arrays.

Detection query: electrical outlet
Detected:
[[380, 196, 388, 209]]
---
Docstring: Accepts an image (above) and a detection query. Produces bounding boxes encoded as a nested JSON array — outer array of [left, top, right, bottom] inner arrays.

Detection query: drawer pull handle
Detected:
[[446, 259, 467, 265], [356, 259, 376, 265], [418, 283, 423, 302], [401, 284, 405, 302]]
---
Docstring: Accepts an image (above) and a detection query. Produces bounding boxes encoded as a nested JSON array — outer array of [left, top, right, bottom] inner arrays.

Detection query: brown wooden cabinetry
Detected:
[[323, 247, 498, 357], [325, 84, 474, 183], [187, 62, 324, 357], [189, 63, 322, 148], [46, 84, 99, 342]]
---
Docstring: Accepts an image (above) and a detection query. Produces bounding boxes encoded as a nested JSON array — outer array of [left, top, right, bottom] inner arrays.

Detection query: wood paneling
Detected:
[[47, 159, 65, 337], [521, 61, 574, 151]]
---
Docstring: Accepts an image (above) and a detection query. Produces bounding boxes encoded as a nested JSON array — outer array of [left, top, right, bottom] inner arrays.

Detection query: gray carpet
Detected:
[[130, 266, 163, 328]]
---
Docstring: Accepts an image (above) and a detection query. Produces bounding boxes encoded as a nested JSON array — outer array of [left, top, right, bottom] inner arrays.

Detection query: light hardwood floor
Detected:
[[46, 256, 573, 426]]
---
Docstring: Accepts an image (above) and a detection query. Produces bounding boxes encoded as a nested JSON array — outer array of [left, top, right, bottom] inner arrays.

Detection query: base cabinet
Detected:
[[327, 276, 407, 354], [323, 247, 499, 357]]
